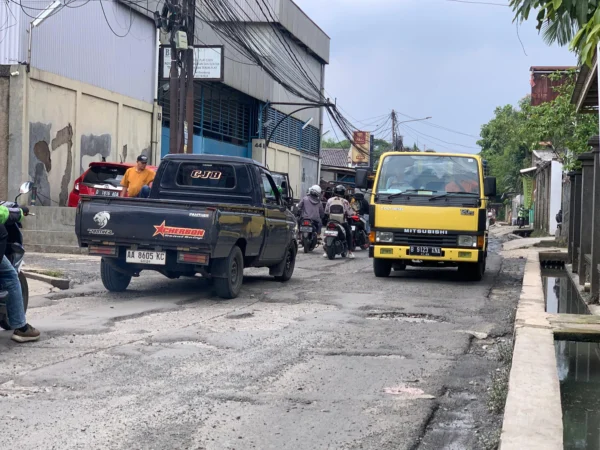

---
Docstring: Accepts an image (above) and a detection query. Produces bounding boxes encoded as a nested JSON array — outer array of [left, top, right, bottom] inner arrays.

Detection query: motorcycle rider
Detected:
[[297, 185, 325, 235], [0, 204, 40, 342], [353, 192, 370, 233], [324, 185, 355, 259]]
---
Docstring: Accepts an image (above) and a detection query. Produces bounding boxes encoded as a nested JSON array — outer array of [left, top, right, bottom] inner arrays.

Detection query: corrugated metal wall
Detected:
[[0, 3, 28, 65], [15, 1, 156, 103]]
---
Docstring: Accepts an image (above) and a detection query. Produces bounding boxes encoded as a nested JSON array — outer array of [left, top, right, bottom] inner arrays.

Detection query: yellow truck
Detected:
[[355, 152, 496, 281]]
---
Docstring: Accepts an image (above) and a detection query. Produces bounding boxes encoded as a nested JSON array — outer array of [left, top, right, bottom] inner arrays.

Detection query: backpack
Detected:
[[328, 197, 346, 223]]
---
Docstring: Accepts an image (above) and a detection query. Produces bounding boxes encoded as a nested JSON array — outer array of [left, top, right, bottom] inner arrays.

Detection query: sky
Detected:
[[296, 0, 576, 154]]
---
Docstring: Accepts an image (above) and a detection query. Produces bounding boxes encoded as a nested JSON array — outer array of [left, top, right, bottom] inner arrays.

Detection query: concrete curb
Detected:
[[23, 270, 70, 290], [500, 251, 563, 450]]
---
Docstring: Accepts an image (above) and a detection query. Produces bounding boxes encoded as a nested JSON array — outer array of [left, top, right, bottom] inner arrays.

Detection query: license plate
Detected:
[[126, 250, 166, 265], [409, 246, 442, 257], [324, 230, 338, 237], [97, 189, 119, 197], [300, 226, 313, 232]]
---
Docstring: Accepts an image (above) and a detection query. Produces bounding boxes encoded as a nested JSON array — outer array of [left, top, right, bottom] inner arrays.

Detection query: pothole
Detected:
[[366, 312, 443, 323]]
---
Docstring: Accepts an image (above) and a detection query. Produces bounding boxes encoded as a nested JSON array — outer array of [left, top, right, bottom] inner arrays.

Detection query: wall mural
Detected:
[[28, 122, 75, 206], [80, 134, 111, 175]]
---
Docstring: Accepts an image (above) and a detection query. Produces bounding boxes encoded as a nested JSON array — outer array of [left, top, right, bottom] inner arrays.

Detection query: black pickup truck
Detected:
[[75, 154, 298, 299]]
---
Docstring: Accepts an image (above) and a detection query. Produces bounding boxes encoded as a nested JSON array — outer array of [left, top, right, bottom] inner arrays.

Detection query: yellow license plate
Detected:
[[380, 248, 393, 255], [458, 251, 472, 258]]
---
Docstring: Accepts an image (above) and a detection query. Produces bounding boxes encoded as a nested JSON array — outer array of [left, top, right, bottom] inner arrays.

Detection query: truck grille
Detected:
[[393, 233, 457, 247]]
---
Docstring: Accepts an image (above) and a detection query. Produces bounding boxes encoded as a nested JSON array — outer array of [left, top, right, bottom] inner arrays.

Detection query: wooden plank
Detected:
[[549, 314, 600, 325]]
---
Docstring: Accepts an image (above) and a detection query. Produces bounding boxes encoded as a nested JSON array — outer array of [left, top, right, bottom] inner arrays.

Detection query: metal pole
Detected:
[[184, 0, 195, 154], [169, 44, 179, 154]]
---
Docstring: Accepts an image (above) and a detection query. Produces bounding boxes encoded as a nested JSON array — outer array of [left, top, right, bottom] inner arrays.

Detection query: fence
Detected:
[[565, 136, 600, 301]]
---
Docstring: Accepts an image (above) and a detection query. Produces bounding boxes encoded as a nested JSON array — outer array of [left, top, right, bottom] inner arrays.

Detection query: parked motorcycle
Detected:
[[323, 220, 348, 260], [299, 219, 319, 253], [0, 182, 34, 330], [348, 214, 369, 251]]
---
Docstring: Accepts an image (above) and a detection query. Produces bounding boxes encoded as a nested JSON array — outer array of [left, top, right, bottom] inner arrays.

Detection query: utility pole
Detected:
[[391, 110, 398, 151], [168, 7, 179, 155], [184, 0, 195, 154]]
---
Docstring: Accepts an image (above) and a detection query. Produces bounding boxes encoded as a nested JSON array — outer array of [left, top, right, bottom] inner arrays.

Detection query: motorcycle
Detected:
[[348, 214, 369, 251], [323, 219, 349, 260], [299, 219, 319, 253], [0, 182, 34, 330]]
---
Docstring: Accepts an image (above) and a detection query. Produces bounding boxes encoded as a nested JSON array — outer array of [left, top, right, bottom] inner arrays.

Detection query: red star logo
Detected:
[[153, 221, 167, 237]]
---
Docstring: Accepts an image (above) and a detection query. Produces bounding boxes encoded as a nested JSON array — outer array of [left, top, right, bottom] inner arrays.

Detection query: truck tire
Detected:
[[214, 246, 244, 299], [458, 258, 485, 282], [373, 258, 392, 278], [101, 258, 132, 292], [275, 245, 296, 282]]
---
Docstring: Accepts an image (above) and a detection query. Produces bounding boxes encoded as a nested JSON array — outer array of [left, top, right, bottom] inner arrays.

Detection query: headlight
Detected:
[[458, 235, 476, 247], [376, 231, 394, 243]]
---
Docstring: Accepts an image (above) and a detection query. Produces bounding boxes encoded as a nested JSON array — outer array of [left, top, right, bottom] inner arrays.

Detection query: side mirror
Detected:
[[20, 181, 33, 194], [355, 169, 368, 189], [484, 177, 496, 197]]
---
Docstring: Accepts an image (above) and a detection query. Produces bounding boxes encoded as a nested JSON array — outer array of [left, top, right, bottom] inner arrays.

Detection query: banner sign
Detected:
[[351, 131, 371, 166]]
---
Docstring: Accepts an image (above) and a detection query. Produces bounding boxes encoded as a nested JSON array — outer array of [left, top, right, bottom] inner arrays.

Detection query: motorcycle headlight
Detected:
[[376, 231, 394, 243], [458, 235, 476, 248]]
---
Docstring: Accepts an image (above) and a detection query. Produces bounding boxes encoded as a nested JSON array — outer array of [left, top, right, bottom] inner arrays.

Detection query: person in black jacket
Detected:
[[353, 192, 370, 233]]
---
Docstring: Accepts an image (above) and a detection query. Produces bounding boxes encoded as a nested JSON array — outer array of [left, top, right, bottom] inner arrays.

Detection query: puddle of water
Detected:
[[542, 270, 588, 314], [365, 312, 441, 323], [542, 270, 600, 449]]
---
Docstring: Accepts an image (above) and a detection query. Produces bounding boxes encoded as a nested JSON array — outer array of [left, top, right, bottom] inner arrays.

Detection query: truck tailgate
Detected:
[[77, 197, 215, 248]]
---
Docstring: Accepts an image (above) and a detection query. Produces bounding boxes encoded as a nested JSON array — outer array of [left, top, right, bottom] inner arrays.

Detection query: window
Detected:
[[376, 155, 480, 195], [260, 171, 279, 204], [176, 163, 236, 189], [83, 165, 128, 187]]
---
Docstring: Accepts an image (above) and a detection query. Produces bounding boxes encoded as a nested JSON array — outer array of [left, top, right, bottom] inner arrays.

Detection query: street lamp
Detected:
[[398, 116, 432, 125]]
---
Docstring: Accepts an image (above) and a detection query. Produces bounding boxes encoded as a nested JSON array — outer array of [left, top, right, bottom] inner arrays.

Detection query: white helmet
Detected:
[[309, 185, 322, 197]]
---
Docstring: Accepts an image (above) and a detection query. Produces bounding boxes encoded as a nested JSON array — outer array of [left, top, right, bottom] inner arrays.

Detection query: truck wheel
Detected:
[[275, 245, 296, 282], [101, 258, 132, 292], [458, 258, 485, 282], [0, 272, 28, 330], [374, 259, 392, 278], [214, 246, 244, 299]]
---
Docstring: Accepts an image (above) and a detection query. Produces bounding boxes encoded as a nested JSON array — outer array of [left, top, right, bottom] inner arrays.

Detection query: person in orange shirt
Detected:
[[445, 173, 479, 194], [121, 154, 156, 198]]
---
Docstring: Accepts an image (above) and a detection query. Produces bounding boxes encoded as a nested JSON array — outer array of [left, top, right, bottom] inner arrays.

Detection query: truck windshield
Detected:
[[376, 155, 480, 196]]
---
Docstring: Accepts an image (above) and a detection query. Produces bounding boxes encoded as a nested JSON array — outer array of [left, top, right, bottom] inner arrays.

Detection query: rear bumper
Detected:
[[370, 245, 482, 263]]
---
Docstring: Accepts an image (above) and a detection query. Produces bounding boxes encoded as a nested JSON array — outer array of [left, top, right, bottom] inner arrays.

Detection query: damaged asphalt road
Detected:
[[0, 238, 524, 450]]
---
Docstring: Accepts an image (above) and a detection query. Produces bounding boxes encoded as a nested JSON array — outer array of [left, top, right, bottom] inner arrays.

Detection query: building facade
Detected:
[[0, 0, 160, 203], [156, 0, 329, 199]]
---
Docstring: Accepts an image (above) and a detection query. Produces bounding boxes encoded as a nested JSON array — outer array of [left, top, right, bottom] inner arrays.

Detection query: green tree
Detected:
[[321, 138, 349, 149], [509, 0, 599, 65], [478, 104, 530, 195], [521, 73, 597, 169]]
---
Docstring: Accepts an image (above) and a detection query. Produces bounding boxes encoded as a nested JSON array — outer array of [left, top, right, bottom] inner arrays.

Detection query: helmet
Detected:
[[334, 185, 346, 196], [309, 185, 321, 197]]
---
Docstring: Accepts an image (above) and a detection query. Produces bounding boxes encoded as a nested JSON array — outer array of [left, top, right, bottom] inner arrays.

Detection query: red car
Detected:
[[67, 161, 157, 207]]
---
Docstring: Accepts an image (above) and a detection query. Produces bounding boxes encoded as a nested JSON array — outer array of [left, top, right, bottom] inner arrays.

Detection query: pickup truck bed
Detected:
[[76, 154, 298, 299]]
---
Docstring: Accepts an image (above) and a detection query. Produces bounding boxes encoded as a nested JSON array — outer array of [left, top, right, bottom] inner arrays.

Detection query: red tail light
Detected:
[[302, 220, 311, 226], [351, 216, 359, 220], [328, 223, 336, 229]]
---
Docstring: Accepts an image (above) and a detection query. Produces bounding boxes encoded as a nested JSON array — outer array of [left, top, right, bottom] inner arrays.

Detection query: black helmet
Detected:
[[334, 184, 346, 196]]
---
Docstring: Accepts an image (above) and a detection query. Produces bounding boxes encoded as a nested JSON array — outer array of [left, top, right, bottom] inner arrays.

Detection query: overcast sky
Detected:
[[296, 0, 576, 154]]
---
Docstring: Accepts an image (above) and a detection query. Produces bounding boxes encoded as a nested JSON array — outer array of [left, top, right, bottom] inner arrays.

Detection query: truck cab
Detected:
[[356, 152, 496, 281]]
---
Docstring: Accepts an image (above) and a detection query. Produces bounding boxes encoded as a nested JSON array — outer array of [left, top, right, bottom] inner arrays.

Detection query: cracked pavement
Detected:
[[0, 237, 524, 449]]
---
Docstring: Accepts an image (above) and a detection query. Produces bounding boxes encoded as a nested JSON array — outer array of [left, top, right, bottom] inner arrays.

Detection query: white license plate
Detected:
[[300, 226, 313, 232], [126, 250, 166, 265], [351, 225, 356, 230], [324, 230, 338, 236], [97, 189, 119, 197]]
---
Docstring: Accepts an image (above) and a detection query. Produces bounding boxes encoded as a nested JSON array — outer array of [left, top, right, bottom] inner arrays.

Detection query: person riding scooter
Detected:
[[0, 203, 40, 342], [297, 185, 325, 236], [324, 185, 355, 259]]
